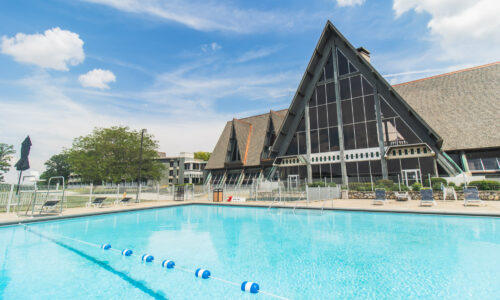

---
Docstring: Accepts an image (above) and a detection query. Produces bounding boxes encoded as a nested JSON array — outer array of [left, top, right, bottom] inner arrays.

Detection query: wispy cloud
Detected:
[[82, 0, 316, 33], [337, 0, 365, 7], [234, 45, 283, 63], [0, 71, 229, 183], [201, 42, 221, 53]]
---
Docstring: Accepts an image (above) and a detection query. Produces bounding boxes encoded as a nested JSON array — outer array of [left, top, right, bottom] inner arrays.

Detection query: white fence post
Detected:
[[89, 183, 93, 205], [157, 183, 160, 201], [138, 183, 142, 202], [306, 185, 309, 203], [6, 183, 14, 213], [116, 184, 120, 204]]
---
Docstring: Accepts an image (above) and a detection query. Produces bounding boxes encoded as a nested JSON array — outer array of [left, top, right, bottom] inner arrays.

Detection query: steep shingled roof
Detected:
[[205, 110, 287, 170], [394, 62, 500, 151]]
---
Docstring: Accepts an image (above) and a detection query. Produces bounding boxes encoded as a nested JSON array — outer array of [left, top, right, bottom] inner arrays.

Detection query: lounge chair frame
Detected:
[[87, 197, 107, 208], [373, 189, 387, 205], [420, 189, 436, 206], [463, 187, 483, 206]]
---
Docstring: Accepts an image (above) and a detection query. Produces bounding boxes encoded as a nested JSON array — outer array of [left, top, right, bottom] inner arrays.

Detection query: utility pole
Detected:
[[136, 129, 146, 203]]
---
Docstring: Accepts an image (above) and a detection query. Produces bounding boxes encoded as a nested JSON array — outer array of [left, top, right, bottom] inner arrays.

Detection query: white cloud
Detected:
[[393, 0, 500, 62], [83, 0, 315, 33], [78, 69, 116, 89], [337, 0, 365, 7], [0, 27, 84, 71], [201, 42, 221, 53]]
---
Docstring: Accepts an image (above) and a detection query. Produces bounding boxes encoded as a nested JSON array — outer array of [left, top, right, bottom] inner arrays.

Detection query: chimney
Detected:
[[357, 47, 370, 63]]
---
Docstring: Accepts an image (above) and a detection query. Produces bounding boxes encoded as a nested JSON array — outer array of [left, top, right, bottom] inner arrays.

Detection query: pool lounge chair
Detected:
[[395, 191, 411, 201], [117, 197, 132, 205], [420, 189, 436, 206], [373, 189, 387, 205], [463, 187, 483, 206], [39, 200, 61, 214], [87, 197, 107, 208]]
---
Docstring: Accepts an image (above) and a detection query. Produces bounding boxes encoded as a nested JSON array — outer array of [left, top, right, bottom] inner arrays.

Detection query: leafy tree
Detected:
[[40, 153, 72, 182], [0, 143, 15, 182], [194, 151, 211, 161], [66, 126, 164, 183]]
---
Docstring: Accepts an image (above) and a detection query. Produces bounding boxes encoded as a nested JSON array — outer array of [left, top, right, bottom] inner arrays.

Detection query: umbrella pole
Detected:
[[15, 170, 22, 214], [16, 170, 23, 195]]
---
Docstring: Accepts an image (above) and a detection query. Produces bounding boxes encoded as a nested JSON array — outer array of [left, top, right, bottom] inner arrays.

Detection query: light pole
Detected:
[[136, 129, 146, 203]]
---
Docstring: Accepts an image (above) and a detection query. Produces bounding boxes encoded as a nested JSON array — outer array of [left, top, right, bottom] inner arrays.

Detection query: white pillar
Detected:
[[116, 184, 120, 204], [6, 183, 14, 213], [89, 183, 93, 205]]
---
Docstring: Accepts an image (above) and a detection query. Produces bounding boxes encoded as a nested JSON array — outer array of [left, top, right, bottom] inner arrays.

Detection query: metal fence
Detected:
[[3, 174, 496, 213]]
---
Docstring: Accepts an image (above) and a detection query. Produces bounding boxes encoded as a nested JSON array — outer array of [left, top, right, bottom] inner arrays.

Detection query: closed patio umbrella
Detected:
[[15, 136, 32, 194]]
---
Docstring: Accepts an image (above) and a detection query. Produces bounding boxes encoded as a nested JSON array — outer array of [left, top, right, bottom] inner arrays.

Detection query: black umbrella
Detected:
[[15, 136, 32, 194]]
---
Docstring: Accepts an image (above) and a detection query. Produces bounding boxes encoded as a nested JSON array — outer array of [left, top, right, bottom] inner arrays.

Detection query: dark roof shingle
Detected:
[[205, 110, 288, 169], [394, 62, 500, 151]]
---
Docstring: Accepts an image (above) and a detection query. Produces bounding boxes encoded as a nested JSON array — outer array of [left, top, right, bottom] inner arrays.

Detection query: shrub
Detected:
[[308, 181, 326, 187], [389, 185, 409, 191], [411, 182, 422, 191], [348, 182, 372, 191], [375, 179, 394, 189], [423, 177, 447, 187], [328, 182, 337, 187], [468, 180, 500, 191], [432, 183, 443, 191]]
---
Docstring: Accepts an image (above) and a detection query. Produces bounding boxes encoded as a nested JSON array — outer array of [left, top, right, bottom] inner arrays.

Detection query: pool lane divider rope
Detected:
[[22, 224, 289, 300], [22, 225, 167, 300]]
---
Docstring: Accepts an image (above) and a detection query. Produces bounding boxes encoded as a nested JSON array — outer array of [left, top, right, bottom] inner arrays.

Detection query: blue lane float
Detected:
[[141, 254, 154, 262], [162, 260, 175, 269], [195, 268, 211, 279], [122, 249, 133, 256], [241, 281, 260, 294], [101, 243, 111, 250]]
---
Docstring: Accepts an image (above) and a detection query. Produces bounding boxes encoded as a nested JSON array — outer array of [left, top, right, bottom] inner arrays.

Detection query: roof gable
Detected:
[[205, 110, 288, 170], [233, 119, 252, 164], [269, 20, 461, 175]]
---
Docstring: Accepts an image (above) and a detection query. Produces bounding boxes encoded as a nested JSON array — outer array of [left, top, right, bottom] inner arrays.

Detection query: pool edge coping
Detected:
[[1, 201, 500, 227]]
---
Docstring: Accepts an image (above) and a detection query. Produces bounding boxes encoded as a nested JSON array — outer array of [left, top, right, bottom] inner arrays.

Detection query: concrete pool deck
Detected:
[[1, 198, 500, 226]]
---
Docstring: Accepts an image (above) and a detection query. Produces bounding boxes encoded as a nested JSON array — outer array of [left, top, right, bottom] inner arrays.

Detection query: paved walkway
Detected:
[[1, 198, 499, 226]]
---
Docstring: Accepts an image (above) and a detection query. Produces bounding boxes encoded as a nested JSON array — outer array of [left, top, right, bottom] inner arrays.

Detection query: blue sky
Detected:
[[0, 0, 498, 182]]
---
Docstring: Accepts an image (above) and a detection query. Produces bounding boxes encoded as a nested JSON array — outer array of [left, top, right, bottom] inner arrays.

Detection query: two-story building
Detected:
[[157, 152, 207, 185]]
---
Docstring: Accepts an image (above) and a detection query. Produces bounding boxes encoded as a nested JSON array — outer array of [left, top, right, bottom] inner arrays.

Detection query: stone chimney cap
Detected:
[[356, 47, 370, 55]]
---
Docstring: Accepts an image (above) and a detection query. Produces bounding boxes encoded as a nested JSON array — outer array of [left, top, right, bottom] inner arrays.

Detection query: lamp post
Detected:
[[136, 129, 146, 203]]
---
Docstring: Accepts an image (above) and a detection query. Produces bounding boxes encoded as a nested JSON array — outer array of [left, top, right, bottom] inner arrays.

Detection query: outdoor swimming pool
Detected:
[[1, 205, 499, 299]]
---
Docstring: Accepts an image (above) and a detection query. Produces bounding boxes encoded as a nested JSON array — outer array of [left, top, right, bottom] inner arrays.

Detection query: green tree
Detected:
[[66, 126, 164, 183], [194, 151, 211, 161], [40, 153, 72, 182], [0, 143, 15, 182]]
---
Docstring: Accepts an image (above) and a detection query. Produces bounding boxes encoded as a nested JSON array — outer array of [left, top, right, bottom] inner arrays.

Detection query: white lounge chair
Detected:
[[395, 191, 411, 201], [232, 197, 246, 203]]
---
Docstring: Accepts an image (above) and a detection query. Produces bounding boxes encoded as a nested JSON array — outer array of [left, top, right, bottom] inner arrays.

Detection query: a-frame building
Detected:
[[205, 21, 498, 186]]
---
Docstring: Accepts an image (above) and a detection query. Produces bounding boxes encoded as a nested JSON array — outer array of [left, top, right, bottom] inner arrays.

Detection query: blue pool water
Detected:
[[1, 205, 500, 299]]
